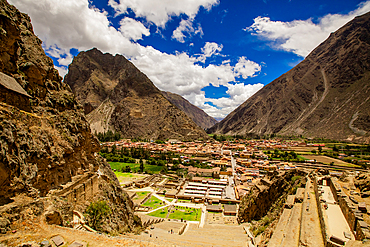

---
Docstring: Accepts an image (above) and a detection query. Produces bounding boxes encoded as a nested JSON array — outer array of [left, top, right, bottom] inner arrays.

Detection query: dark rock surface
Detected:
[[238, 170, 307, 222], [0, 0, 140, 233]]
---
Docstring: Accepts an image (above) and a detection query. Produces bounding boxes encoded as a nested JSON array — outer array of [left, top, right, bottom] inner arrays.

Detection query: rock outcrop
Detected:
[[0, 0, 140, 233], [209, 12, 370, 143], [65, 48, 209, 141], [161, 91, 218, 130], [238, 170, 306, 223], [355, 173, 370, 197]]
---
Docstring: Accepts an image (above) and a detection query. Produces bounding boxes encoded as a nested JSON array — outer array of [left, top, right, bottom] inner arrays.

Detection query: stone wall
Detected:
[[55, 173, 99, 204], [313, 176, 328, 246], [328, 177, 369, 241]]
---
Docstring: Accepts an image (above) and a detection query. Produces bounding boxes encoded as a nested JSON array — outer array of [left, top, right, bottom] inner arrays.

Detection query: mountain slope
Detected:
[[0, 0, 140, 233], [161, 91, 218, 130], [209, 12, 370, 143], [65, 48, 209, 141]]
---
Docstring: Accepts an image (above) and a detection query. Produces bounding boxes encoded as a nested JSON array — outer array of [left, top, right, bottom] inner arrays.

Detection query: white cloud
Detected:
[[201, 42, 223, 57], [172, 18, 203, 43], [195, 42, 223, 63], [119, 17, 150, 41], [108, 0, 219, 27], [247, 0, 370, 57], [9, 0, 261, 118], [9, 0, 140, 57], [234, 57, 261, 79], [55, 65, 68, 78], [183, 82, 264, 118]]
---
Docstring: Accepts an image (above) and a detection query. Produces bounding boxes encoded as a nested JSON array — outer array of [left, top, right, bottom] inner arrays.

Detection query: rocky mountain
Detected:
[[161, 91, 218, 130], [65, 48, 209, 141], [209, 12, 370, 143], [0, 0, 140, 233]]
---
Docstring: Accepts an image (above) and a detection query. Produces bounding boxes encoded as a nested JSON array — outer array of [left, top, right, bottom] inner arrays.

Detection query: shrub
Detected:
[[85, 200, 111, 230]]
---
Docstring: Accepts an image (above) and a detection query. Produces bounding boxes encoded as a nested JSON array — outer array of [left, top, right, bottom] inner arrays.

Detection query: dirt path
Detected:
[[0, 220, 165, 247], [299, 178, 324, 247]]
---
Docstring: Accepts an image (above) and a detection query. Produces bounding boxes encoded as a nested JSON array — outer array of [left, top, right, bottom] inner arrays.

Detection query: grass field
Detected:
[[148, 207, 169, 218], [114, 172, 147, 183], [135, 191, 151, 201], [168, 206, 201, 221], [109, 162, 163, 173], [142, 195, 165, 209], [147, 206, 201, 221]]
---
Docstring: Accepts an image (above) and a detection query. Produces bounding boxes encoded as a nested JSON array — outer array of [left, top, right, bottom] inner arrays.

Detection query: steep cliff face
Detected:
[[65, 49, 209, 141], [161, 91, 218, 130], [209, 12, 370, 143], [0, 0, 139, 233]]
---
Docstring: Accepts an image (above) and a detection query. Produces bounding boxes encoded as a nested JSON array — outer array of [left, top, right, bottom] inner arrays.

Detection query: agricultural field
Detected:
[[300, 155, 360, 167], [109, 162, 163, 174]]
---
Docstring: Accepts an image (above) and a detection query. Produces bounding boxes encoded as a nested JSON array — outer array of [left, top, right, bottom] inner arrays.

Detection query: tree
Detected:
[[85, 200, 111, 230], [123, 165, 131, 173], [311, 150, 317, 154], [139, 158, 144, 173], [318, 146, 322, 154]]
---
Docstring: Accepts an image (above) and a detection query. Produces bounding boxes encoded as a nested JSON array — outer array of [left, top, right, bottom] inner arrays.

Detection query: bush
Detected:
[[291, 175, 301, 183], [85, 200, 111, 230]]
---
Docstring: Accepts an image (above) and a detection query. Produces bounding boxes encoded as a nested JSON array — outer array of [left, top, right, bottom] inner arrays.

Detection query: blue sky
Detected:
[[9, 0, 370, 119]]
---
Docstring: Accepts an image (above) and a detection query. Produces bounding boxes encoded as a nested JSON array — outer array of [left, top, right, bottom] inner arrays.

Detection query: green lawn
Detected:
[[168, 206, 201, 221], [142, 195, 166, 209], [148, 207, 169, 218], [147, 206, 201, 221], [109, 162, 138, 171], [135, 191, 151, 201], [109, 162, 163, 173]]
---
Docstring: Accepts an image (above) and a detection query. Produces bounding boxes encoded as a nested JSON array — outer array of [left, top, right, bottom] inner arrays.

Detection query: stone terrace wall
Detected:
[[53, 173, 99, 204], [313, 176, 328, 246], [328, 177, 369, 241]]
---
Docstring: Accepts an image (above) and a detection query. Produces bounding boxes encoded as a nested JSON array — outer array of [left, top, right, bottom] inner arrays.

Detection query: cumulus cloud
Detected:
[[194, 42, 223, 63], [131, 45, 262, 118], [9, 0, 261, 118], [234, 57, 261, 79], [172, 18, 203, 43], [108, 0, 219, 27], [9, 0, 140, 57], [119, 17, 150, 41], [247, 0, 370, 57], [184, 83, 264, 118]]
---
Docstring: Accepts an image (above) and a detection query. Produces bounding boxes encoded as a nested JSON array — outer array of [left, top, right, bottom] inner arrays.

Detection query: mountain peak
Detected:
[[209, 11, 370, 143], [65, 48, 209, 141]]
